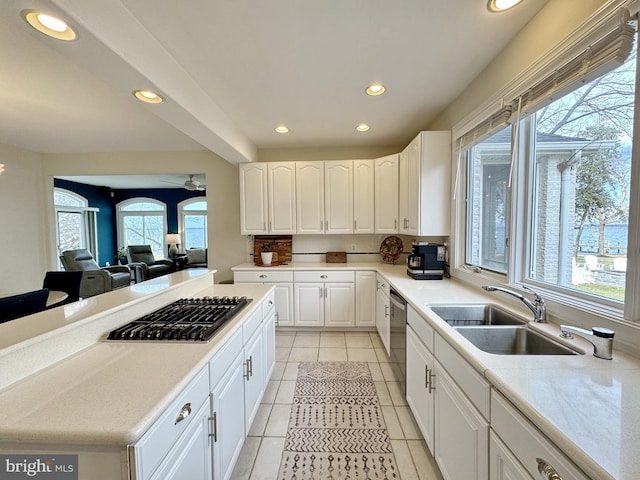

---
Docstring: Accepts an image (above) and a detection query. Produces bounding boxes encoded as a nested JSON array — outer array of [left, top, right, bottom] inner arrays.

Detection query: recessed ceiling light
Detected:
[[275, 125, 289, 134], [133, 90, 164, 104], [23, 10, 77, 41], [356, 123, 371, 132], [365, 84, 386, 96], [487, 0, 523, 12]]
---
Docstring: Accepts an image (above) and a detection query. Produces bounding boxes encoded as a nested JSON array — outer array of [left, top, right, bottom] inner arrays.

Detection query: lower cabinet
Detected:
[[233, 270, 294, 327], [406, 325, 435, 453], [293, 271, 355, 327], [355, 271, 376, 327], [434, 362, 489, 480], [489, 431, 533, 480], [375, 276, 390, 354]]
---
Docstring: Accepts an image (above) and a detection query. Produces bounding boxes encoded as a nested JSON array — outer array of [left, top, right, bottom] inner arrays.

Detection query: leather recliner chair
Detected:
[[126, 245, 174, 280], [60, 249, 131, 298]]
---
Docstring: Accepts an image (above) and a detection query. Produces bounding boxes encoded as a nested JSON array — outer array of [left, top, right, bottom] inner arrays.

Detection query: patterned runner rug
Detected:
[[278, 361, 399, 479]]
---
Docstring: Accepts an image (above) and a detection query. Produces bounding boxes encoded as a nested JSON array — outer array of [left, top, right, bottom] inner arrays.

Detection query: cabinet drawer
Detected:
[[294, 270, 355, 283], [209, 329, 243, 388], [131, 367, 210, 480], [243, 307, 263, 344], [407, 305, 434, 352], [234, 270, 294, 283], [491, 391, 590, 480], [434, 334, 490, 419]]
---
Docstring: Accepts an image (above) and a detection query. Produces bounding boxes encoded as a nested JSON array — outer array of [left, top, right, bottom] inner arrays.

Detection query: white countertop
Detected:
[[1, 262, 638, 478], [0, 282, 273, 446], [234, 262, 640, 480]]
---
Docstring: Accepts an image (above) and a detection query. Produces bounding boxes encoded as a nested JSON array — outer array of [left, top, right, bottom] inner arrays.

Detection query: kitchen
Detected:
[[2, 0, 640, 479]]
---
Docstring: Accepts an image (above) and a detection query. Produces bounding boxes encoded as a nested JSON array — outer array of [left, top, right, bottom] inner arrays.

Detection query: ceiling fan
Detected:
[[163, 174, 206, 191]]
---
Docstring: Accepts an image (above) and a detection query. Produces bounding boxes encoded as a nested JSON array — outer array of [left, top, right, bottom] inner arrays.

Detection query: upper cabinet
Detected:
[[296, 161, 325, 234], [240, 162, 296, 235], [353, 160, 375, 234], [325, 160, 354, 234], [239, 163, 268, 235], [374, 154, 399, 234], [399, 131, 451, 236]]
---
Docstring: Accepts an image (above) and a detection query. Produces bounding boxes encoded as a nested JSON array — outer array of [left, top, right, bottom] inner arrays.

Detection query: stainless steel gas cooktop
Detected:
[[106, 296, 251, 342]]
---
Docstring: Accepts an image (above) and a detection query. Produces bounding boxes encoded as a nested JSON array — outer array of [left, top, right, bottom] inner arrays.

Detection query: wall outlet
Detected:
[[350, 244, 357, 251]]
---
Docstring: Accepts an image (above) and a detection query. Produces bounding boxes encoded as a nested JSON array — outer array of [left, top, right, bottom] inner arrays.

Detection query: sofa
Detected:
[[183, 248, 208, 269]]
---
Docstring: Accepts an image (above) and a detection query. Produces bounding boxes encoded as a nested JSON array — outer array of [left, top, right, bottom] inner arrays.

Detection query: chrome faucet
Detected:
[[482, 285, 546, 323], [560, 325, 615, 360]]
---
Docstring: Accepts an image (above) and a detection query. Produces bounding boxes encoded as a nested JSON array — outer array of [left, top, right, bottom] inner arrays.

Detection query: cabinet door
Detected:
[[294, 283, 324, 326], [406, 137, 420, 235], [417, 131, 451, 236], [325, 160, 353, 234], [244, 328, 264, 431], [262, 310, 276, 384], [374, 154, 399, 233], [324, 282, 355, 327], [375, 288, 390, 354], [398, 146, 410, 234], [435, 362, 489, 480], [273, 283, 294, 327], [296, 162, 325, 234], [355, 271, 376, 327], [268, 162, 296, 234], [489, 431, 534, 480], [353, 159, 375, 233], [211, 352, 246, 480], [239, 164, 268, 235], [406, 327, 435, 454], [149, 402, 212, 480]]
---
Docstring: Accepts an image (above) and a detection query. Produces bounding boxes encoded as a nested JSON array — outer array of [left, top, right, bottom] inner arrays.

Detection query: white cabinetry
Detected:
[[131, 367, 211, 480], [239, 163, 268, 235], [355, 271, 376, 327], [353, 160, 375, 233], [325, 160, 354, 234], [234, 271, 294, 327], [406, 306, 435, 453], [374, 154, 399, 233], [398, 131, 451, 236], [375, 274, 390, 354], [490, 391, 589, 480], [293, 271, 355, 327], [296, 161, 325, 234], [239, 162, 296, 235], [489, 431, 534, 480]]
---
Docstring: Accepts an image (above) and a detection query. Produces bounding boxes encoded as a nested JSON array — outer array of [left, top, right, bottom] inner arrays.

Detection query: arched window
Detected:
[[178, 198, 208, 250], [54, 188, 98, 261], [117, 198, 167, 259]]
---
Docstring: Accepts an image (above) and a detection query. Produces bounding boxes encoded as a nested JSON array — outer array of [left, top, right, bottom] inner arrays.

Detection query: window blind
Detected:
[[454, 105, 512, 152], [509, 19, 636, 120]]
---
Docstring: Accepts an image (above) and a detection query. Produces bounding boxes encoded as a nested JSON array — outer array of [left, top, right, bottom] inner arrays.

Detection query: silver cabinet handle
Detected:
[[244, 359, 250, 381], [425, 365, 429, 389], [428, 370, 435, 394], [268, 299, 273, 305], [269, 221, 272, 231], [354, 219, 357, 230], [325, 220, 329, 230], [275, 311, 279, 326], [394, 219, 397, 230], [320, 274, 328, 279], [324, 287, 327, 298], [263, 221, 266, 231], [259, 274, 267, 279], [536, 459, 563, 480], [248, 355, 253, 377], [384, 305, 389, 318], [320, 220, 323, 230], [209, 412, 217, 442], [174, 403, 192, 424]]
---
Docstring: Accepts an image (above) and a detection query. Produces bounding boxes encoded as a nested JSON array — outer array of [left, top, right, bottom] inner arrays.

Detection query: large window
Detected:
[[54, 188, 98, 263], [178, 198, 208, 250], [526, 44, 635, 302], [117, 198, 167, 259], [466, 126, 512, 273]]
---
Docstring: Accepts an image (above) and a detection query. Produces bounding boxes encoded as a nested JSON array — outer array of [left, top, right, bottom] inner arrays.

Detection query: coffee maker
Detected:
[[407, 242, 446, 280]]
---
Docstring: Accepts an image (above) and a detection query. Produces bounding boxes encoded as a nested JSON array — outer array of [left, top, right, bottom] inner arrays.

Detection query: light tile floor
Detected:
[[231, 330, 444, 480]]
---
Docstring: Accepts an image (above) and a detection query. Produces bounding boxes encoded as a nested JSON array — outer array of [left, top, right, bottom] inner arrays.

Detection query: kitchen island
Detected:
[[0, 269, 275, 479]]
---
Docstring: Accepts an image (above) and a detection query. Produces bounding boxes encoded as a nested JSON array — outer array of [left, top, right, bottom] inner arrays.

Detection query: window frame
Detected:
[[116, 197, 168, 259], [450, 2, 640, 350], [178, 198, 208, 250]]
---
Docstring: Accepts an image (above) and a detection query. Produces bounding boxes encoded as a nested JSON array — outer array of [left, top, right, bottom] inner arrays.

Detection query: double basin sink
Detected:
[[429, 304, 578, 355]]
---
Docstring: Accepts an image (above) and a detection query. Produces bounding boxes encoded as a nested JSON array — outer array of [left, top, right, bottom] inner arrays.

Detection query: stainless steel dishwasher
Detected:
[[389, 288, 407, 394]]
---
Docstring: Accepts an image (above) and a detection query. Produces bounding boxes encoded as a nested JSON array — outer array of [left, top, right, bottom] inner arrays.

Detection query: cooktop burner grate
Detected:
[[106, 296, 251, 342]]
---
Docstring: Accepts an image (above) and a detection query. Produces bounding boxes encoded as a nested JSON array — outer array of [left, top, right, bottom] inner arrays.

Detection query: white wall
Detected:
[[42, 150, 244, 282], [0, 143, 48, 293]]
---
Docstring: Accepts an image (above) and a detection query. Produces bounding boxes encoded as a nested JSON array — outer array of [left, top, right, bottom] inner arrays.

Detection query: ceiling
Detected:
[[0, 0, 549, 170], [56, 173, 206, 190]]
